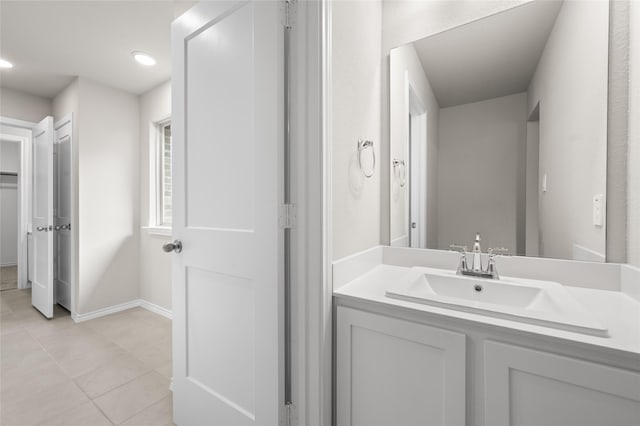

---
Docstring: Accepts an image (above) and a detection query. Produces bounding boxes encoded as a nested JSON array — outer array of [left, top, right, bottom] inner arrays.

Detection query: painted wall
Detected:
[[54, 77, 140, 315], [0, 87, 52, 123], [380, 0, 529, 246], [437, 93, 527, 254], [527, 0, 609, 261], [77, 78, 140, 314], [1, 141, 20, 265], [389, 44, 439, 248], [139, 80, 172, 310], [331, 0, 382, 260], [629, 0, 640, 267]]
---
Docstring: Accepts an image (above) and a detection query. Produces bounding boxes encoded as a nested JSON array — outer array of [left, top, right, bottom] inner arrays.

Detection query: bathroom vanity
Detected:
[[333, 247, 640, 426]]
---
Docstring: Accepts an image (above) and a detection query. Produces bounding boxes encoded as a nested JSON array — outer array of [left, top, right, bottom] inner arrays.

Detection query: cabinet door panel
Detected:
[[337, 307, 466, 426], [484, 341, 640, 426]]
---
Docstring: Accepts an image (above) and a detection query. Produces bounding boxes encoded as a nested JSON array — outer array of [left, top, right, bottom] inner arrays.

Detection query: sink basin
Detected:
[[385, 267, 608, 337]]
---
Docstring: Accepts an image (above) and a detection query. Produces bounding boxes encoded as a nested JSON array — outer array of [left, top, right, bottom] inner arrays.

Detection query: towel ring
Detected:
[[392, 159, 406, 187], [358, 139, 375, 178]]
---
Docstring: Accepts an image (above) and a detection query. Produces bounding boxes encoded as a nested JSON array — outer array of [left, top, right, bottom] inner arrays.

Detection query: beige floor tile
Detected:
[[93, 371, 171, 425], [1, 357, 68, 393], [22, 314, 75, 339], [154, 361, 172, 380], [129, 336, 172, 369], [75, 353, 153, 398], [1, 329, 43, 358], [120, 395, 174, 426], [0, 312, 23, 335], [106, 322, 171, 352], [0, 379, 89, 426], [1, 344, 52, 372], [35, 401, 113, 426]]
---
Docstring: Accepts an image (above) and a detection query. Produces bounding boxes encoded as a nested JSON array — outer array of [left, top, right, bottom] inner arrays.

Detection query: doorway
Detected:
[[1, 138, 20, 290], [0, 119, 32, 292]]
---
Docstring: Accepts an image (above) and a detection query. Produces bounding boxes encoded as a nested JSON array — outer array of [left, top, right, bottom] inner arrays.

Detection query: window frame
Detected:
[[147, 117, 172, 234]]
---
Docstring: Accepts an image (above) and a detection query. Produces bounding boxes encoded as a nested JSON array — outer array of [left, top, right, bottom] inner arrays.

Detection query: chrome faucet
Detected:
[[450, 235, 509, 279]]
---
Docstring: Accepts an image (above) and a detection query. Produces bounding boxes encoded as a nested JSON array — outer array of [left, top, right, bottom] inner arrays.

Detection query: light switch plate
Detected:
[[593, 194, 604, 227]]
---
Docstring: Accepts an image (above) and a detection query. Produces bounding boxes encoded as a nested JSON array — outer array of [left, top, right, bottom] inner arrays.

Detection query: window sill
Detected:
[[142, 226, 172, 237]]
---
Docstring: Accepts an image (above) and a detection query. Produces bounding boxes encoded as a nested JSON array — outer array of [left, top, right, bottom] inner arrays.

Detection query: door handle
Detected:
[[163, 240, 182, 253], [36, 226, 48, 232], [411, 222, 417, 229]]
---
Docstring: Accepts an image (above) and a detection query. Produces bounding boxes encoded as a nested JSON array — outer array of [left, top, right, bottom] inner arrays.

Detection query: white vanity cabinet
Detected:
[[336, 305, 640, 426], [484, 341, 640, 426], [336, 307, 466, 426]]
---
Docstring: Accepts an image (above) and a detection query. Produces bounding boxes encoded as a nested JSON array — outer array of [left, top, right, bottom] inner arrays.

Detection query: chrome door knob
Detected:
[[163, 240, 182, 253]]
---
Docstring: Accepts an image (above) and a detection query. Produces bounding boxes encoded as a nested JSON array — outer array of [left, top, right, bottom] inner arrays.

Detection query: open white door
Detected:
[[171, 2, 283, 425], [54, 115, 72, 311], [31, 116, 54, 318]]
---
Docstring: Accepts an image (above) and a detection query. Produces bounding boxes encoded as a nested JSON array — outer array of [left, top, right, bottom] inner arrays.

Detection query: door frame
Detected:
[[407, 83, 427, 249], [0, 117, 34, 291]]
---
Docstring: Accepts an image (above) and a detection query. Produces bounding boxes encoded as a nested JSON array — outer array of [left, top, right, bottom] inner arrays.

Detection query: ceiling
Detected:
[[412, 0, 563, 108], [0, 1, 195, 99]]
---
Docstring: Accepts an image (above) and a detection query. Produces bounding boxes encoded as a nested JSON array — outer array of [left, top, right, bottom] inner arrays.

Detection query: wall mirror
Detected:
[[388, 0, 609, 262]]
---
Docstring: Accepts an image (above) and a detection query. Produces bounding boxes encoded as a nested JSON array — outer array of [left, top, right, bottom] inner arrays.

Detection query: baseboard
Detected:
[[1, 262, 17, 267], [72, 299, 173, 323], [72, 300, 142, 323], [139, 300, 173, 319]]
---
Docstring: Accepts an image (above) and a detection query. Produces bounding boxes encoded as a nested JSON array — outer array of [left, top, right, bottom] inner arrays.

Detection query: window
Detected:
[[151, 119, 172, 229], [160, 122, 172, 226]]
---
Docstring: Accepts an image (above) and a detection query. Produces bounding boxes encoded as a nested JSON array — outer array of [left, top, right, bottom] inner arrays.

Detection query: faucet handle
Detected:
[[488, 247, 510, 257], [449, 244, 468, 254]]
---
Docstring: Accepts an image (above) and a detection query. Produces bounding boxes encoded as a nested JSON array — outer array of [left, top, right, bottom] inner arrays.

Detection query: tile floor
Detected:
[[0, 288, 174, 426]]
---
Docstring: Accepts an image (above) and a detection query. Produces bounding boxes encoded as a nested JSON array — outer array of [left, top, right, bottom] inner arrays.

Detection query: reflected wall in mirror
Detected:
[[389, 0, 609, 262]]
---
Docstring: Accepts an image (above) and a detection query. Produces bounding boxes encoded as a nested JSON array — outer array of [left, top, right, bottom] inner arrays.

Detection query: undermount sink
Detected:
[[385, 267, 608, 337]]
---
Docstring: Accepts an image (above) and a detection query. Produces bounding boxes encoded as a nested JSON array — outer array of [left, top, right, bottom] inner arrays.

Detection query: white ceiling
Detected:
[[412, 0, 563, 108], [0, 1, 195, 99]]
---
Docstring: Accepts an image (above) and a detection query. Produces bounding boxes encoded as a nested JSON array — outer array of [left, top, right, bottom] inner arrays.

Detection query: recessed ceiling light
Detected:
[[132, 51, 156, 66], [0, 58, 14, 69]]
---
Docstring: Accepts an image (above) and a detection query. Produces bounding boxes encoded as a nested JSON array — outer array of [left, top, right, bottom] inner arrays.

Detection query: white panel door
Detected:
[[485, 341, 640, 426], [336, 307, 466, 426], [171, 2, 283, 425], [31, 116, 54, 318], [54, 115, 72, 310]]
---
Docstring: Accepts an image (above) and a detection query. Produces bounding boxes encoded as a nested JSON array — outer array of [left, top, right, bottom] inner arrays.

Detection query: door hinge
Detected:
[[282, 0, 296, 29], [282, 403, 296, 426], [279, 203, 297, 229]]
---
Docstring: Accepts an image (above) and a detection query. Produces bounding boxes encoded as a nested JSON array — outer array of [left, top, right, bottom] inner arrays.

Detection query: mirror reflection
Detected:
[[389, 0, 609, 262]]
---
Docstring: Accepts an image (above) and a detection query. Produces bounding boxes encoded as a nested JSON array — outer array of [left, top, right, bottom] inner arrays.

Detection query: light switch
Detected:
[[542, 174, 547, 192], [593, 194, 604, 227]]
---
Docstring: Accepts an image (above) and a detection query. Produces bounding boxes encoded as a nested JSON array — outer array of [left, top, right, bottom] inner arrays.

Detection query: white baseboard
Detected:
[[72, 299, 173, 322], [1, 262, 17, 267], [139, 300, 173, 319]]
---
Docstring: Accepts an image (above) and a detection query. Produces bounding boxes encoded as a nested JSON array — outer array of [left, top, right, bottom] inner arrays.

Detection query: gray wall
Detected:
[[437, 93, 527, 253], [331, 0, 382, 260], [0, 87, 52, 123]]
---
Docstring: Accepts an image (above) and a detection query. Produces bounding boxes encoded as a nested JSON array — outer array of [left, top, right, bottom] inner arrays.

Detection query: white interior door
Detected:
[[54, 115, 72, 310], [172, 2, 283, 425], [31, 116, 54, 318]]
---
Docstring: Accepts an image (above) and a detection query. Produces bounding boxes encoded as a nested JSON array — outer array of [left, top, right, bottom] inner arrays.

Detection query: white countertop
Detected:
[[334, 263, 640, 356]]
